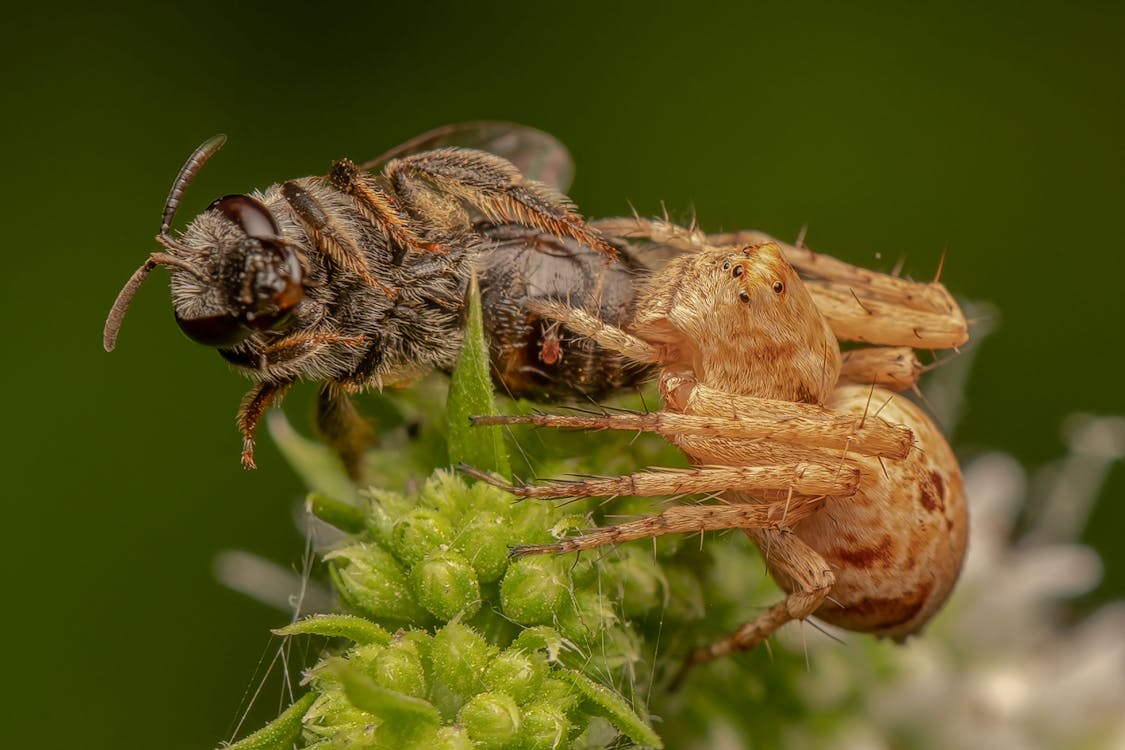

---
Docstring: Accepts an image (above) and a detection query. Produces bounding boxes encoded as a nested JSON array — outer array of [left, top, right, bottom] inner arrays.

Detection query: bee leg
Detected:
[[672, 531, 834, 687], [329, 159, 441, 257], [383, 149, 619, 258], [257, 332, 367, 363], [281, 180, 396, 297], [237, 380, 294, 470], [315, 383, 374, 482]]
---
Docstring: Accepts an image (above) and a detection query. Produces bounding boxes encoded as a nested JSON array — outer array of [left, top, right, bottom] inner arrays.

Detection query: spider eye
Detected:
[[772, 281, 784, 294], [739, 291, 751, 303], [732, 265, 744, 278], [210, 194, 280, 240], [722, 261, 731, 270], [175, 312, 251, 347]]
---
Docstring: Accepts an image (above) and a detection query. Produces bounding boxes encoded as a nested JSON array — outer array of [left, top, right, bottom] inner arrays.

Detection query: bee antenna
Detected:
[[105, 136, 229, 353], [159, 133, 228, 244], [103, 253, 199, 352]]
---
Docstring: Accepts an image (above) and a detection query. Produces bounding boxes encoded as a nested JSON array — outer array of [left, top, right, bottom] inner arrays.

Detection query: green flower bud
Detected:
[[536, 677, 581, 713], [458, 691, 521, 749], [392, 508, 455, 566], [342, 643, 386, 681], [365, 488, 415, 542], [430, 622, 494, 697], [483, 650, 547, 700], [513, 627, 567, 663], [455, 511, 512, 583], [466, 479, 514, 517], [410, 550, 482, 620], [326, 544, 429, 623], [509, 498, 555, 545], [375, 639, 429, 698], [518, 701, 571, 750], [501, 556, 567, 625], [556, 589, 618, 643], [432, 725, 474, 750], [420, 471, 477, 522], [604, 546, 669, 617]]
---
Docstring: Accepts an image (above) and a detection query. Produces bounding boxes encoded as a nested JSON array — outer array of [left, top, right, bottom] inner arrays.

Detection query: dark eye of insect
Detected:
[[210, 194, 281, 240], [732, 265, 744, 278], [175, 312, 252, 347], [773, 281, 784, 293], [739, 291, 751, 303]]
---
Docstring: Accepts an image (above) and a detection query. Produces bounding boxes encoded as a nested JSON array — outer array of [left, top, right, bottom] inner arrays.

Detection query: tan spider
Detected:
[[468, 218, 969, 679]]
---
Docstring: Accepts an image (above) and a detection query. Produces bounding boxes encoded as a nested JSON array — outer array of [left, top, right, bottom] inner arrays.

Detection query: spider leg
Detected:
[[474, 400, 911, 459], [839, 346, 922, 392], [469, 462, 858, 505], [525, 300, 661, 365], [673, 530, 834, 686]]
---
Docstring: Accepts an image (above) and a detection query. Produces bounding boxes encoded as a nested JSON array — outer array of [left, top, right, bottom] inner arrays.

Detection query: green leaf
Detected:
[[221, 692, 315, 750], [447, 273, 509, 477], [273, 614, 392, 645], [556, 670, 663, 749]]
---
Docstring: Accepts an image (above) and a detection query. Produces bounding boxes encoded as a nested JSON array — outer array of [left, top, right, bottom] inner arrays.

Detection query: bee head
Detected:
[[104, 136, 306, 352], [169, 194, 305, 347]]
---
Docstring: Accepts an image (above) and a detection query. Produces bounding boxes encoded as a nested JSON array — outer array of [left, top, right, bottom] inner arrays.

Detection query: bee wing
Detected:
[[359, 121, 575, 192]]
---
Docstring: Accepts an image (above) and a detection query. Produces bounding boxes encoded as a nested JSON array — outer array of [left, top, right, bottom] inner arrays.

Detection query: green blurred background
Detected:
[[4, 1, 1123, 747]]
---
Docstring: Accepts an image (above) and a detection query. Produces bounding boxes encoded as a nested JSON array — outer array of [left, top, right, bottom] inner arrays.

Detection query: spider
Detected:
[[467, 220, 969, 679]]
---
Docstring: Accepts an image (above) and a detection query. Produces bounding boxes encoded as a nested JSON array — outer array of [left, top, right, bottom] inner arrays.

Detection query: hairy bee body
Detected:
[[106, 124, 651, 474], [179, 177, 470, 390]]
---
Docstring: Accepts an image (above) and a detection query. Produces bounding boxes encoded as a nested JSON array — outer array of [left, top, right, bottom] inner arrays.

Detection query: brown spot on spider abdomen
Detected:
[[829, 534, 895, 569], [918, 469, 947, 513], [826, 580, 935, 633], [793, 384, 968, 638]]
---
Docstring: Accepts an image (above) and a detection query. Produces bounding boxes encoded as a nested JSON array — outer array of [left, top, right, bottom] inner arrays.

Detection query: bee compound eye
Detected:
[[209, 194, 281, 240], [175, 312, 252, 347]]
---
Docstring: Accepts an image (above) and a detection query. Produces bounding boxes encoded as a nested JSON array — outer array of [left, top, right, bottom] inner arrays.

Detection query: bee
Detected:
[[104, 123, 652, 478]]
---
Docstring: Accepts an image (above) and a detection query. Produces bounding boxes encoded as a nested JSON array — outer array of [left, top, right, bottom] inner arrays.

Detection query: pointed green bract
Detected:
[[557, 670, 663, 749], [223, 692, 316, 750], [274, 614, 392, 645], [447, 273, 510, 477]]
